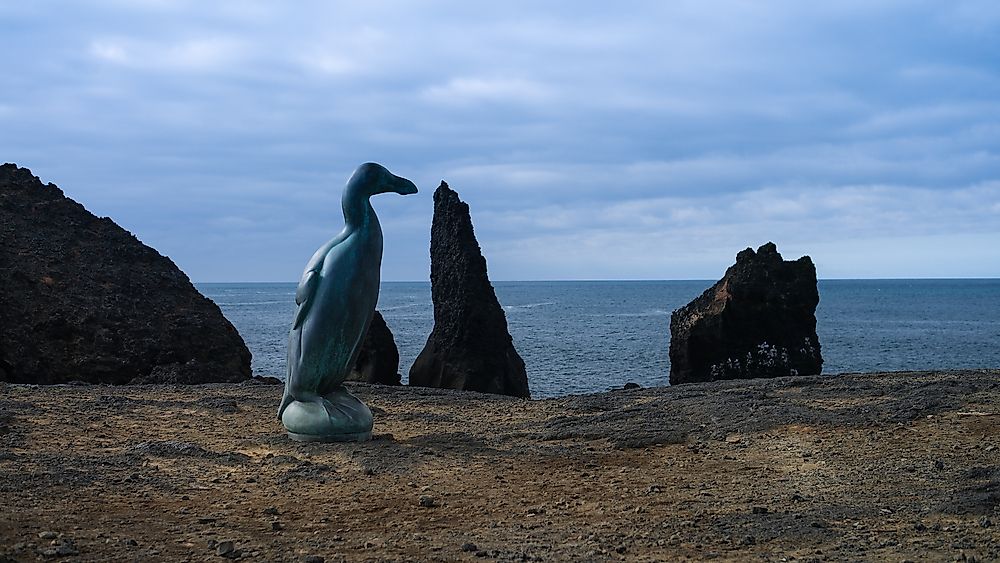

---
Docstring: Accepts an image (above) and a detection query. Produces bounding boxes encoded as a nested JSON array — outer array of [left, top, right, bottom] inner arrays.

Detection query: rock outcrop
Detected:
[[0, 164, 252, 384], [346, 311, 401, 385], [409, 181, 530, 398], [669, 242, 822, 385]]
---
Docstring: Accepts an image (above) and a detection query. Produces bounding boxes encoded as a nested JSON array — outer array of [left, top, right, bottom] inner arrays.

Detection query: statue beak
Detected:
[[392, 176, 418, 195]]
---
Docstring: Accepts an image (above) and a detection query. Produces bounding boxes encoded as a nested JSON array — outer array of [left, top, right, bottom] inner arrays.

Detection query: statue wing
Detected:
[[291, 268, 319, 330], [290, 228, 350, 331]]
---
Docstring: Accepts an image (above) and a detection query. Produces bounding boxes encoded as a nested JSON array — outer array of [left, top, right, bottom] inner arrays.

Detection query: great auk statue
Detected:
[[278, 162, 417, 441]]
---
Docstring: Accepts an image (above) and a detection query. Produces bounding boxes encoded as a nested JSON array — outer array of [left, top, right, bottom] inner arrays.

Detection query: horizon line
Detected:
[[194, 276, 1000, 284]]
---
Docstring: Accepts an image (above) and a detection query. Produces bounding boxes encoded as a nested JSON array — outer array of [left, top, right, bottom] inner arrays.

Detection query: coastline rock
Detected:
[[0, 163, 252, 384], [409, 181, 530, 398], [669, 242, 822, 384], [346, 311, 401, 385]]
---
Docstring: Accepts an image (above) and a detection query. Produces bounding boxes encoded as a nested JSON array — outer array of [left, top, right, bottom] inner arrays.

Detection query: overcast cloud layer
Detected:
[[2, 1, 998, 281]]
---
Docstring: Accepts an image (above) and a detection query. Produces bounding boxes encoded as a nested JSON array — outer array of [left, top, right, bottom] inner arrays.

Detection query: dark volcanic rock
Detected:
[[669, 242, 822, 385], [409, 181, 530, 398], [0, 164, 252, 384], [346, 310, 401, 385]]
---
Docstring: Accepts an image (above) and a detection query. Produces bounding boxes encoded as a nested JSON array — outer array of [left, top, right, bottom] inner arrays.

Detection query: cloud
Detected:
[[87, 36, 248, 72], [1, 2, 998, 280], [422, 77, 554, 106]]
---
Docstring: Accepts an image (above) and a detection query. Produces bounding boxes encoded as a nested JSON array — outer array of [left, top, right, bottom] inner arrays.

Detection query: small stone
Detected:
[[934, 460, 945, 470], [623, 382, 641, 390], [216, 540, 235, 556], [741, 535, 756, 545], [980, 516, 992, 528], [461, 543, 478, 552], [914, 522, 927, 531], [38, 531, 58, 539], [752, 506, 768, 514], [263, 507, 279, 516], [271, 521, 283, 531], [418, 495, 437, 508], [303, 556, 325, 563], [40, 540, 79, 557], [124, 538, 139, 547]]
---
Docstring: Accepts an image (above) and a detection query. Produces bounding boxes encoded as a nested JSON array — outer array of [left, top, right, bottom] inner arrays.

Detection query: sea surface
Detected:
[[199, 280, 1000, 398]]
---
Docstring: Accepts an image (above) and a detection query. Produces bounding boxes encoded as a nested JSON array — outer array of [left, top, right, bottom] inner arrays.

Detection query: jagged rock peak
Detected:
[[0, 163, 252, 384], [408, 181, 530, 398], [669, 242, 822, 385], [347, 310, 401, 385]]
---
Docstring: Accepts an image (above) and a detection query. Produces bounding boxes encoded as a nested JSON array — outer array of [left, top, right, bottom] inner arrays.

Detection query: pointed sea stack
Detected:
[[669, 242, 822, 385], [0, 164, 252, 384], [409, 181, 530, 398], [346, 310, 401, 385]]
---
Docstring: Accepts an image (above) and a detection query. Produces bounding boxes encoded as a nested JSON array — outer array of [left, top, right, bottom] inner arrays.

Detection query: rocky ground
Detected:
[[1, 370, 999, 562]]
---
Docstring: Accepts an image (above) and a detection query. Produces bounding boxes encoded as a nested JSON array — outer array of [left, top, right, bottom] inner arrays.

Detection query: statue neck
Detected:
[[342, 187, 374, 230]]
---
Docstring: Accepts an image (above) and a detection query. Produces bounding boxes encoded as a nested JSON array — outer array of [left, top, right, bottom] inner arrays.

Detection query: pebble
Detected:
[[979, 516, 992, 528], [751, 506, 768, 514], [39, 540, 78, 557], [934, 460, 945, 470], [419, 495, 437, 508], [216, 540, 242, 558], [271, 521, 283, 531], [263, 507, 279, 515], [303, 556, 324, 563], [38, 531, 58, 539], [461, 542, 478, 552]]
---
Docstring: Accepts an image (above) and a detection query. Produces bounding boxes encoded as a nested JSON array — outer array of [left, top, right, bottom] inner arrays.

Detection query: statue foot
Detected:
[[281, 387, 373, 442]]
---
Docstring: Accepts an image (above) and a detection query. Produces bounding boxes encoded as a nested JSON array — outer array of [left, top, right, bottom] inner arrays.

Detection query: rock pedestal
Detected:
[[346, 311, 401, 385], [669, 242, 822, 385], [0, 164, 252, 384], [409, 181, 530, 398]]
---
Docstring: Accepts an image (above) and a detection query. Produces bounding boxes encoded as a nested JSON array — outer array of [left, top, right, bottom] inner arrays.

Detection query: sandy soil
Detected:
[[1, 370, 999, 562]]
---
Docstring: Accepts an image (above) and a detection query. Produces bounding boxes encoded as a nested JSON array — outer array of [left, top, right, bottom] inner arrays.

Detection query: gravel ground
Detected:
[[1, 370, 999, 562]]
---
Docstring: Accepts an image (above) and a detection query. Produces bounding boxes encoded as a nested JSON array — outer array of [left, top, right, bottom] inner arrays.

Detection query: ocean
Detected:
[[199, 280, 1000, 398]]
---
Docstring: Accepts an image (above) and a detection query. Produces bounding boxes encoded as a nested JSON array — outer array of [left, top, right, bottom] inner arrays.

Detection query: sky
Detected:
[[2, 1, 999, 282]]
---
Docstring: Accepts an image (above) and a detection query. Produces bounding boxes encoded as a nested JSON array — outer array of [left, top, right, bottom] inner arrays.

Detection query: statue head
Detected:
[[349, 162, 418, 197]]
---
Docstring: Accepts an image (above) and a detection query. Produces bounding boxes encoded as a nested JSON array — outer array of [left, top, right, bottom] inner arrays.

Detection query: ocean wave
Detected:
[[596, 309, 672, 317], [379, 303, 423, 311], [503, 302, 556, 312], [219, 300, 290, 306]]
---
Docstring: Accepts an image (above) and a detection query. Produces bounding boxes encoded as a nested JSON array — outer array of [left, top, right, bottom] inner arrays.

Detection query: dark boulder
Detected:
[[0, 163, 252, 384], [669, 242, 822, 385], [409, 181, 530, 398], [346, 310, 401, 385]]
